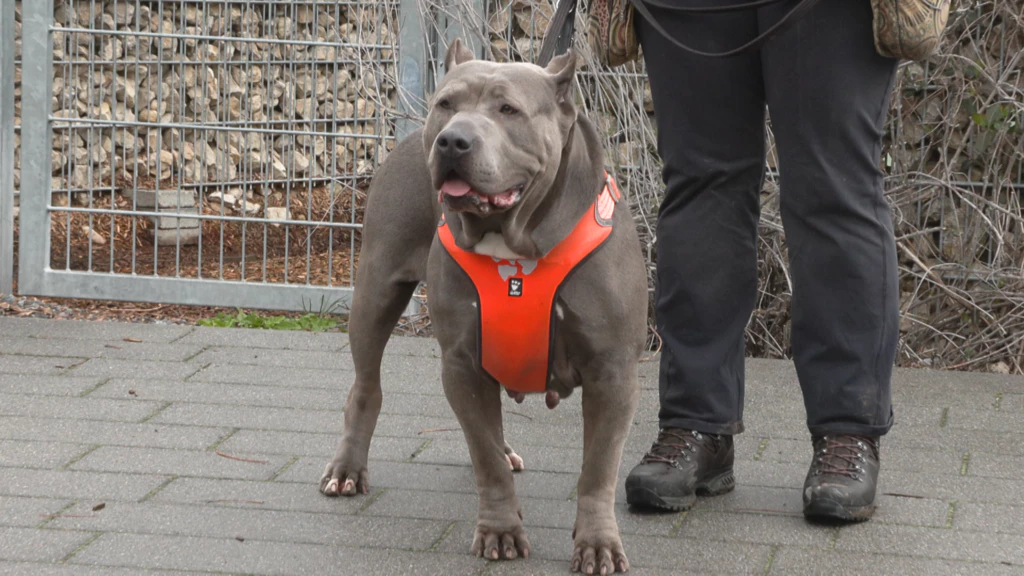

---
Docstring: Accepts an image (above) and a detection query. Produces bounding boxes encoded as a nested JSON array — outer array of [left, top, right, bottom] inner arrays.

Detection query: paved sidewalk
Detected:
[[0, 316, 1022, 575]]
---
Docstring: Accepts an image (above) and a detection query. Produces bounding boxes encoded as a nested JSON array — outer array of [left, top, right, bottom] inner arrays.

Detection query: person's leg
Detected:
[[643, 5, 766, 437], [759, 0, 899, 520], [625, 2, 765, 511]]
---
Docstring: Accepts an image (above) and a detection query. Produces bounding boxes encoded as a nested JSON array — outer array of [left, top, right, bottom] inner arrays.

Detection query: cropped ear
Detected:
[[444, 38, 476, 72], [545, 49, 577, 104]]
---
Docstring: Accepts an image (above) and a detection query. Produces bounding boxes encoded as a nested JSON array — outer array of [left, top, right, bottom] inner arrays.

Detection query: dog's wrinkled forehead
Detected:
[[438, 60, 557, 111]]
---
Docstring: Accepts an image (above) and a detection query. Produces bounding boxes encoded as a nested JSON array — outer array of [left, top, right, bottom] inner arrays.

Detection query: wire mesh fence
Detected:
[[14, 0, 403, 311], [5, 0, 1023, 371]]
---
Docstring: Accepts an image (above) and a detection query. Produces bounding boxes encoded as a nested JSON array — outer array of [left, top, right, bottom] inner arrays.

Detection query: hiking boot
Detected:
[[625, 428, 735, 511], [803, 434, 880, 522]]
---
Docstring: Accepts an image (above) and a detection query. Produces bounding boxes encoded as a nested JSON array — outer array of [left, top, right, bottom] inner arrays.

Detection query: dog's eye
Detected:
[[438, 99, 451, 109], [499, 104, 518, 115]]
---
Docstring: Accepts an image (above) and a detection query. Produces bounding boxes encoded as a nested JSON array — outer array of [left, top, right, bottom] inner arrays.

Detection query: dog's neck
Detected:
[[449, 117, 605, 260]]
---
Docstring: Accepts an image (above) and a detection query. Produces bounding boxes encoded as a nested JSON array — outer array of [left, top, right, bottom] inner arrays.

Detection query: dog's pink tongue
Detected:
[[441, 179, 472, 197]]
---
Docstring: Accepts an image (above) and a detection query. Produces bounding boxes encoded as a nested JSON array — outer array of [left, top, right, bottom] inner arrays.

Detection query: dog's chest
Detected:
[[437, 223, 610, 394]]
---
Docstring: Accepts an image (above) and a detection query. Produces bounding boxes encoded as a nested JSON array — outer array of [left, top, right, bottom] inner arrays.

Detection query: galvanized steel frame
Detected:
[[0, 0, 14, 295]]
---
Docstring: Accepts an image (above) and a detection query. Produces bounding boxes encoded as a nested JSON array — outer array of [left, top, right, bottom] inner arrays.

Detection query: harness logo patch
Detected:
[[508, 278, 523, 297]]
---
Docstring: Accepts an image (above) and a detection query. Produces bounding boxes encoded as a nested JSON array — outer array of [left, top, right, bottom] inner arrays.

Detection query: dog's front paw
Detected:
[[319, 452, 369, 497], [571, 523, 628, 574], [471, 520, 530, 561]]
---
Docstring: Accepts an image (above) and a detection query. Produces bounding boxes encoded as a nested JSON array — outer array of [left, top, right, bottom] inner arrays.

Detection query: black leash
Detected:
[[536, 0, 822, 66]]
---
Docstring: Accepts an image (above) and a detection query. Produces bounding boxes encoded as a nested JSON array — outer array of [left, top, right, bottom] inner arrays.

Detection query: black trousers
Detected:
[[638, 0, 899, 437]]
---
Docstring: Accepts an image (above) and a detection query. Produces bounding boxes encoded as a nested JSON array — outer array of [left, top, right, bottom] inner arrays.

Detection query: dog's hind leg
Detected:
[[320, 268, 418, 496], [320, 130, 437, 497]]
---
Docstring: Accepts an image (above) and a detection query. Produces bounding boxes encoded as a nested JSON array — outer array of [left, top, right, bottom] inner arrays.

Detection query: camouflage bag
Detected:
[[583, 0, 820, 68], [870, 0, 952, 60], [586, 0, 639, 68]]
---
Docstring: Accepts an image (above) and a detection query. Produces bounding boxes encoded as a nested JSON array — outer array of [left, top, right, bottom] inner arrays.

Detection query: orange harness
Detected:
[[437, 173, 622, 393]]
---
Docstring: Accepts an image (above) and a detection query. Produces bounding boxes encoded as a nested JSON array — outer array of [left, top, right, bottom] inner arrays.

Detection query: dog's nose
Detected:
[[435, 127, 476, 158]]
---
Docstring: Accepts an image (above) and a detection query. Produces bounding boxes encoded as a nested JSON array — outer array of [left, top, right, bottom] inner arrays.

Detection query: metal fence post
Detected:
[[442, 0, 487, 60], [0, 0, 15, 295], [17, 0, 53, 295], [397, 0, 429, 141]]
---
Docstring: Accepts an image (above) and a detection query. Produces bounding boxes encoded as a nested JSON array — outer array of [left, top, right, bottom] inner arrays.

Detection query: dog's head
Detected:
[[422, 39, 578, 218]]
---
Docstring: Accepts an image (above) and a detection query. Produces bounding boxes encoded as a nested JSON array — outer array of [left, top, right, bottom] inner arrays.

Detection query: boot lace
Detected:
[[640, 428, 719, 466], [813, 435, 877, 482]]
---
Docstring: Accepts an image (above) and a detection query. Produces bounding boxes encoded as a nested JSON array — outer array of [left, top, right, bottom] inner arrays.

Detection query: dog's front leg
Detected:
[[442, 358, 530, 561], [572, 364, 639, 574]]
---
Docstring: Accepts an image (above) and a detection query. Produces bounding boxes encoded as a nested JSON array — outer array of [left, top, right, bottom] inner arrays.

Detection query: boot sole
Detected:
[[803, 498, 876, 522], [626, 470, 736, 512]]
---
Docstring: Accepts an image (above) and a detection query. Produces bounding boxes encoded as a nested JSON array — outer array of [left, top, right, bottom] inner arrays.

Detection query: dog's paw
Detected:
[[505, 451, 525, 472], [571, 527, 628, 574], [503, 442, 525, 472], [471, 522, 530, 561], [319, 457, 369, 497]]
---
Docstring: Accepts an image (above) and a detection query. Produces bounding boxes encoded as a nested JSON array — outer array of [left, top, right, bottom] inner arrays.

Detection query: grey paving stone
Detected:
[[0, 440, 93, 469], [966, 452, 1024, 479], [188, 363, 351, 389], [0, 562, 206, 575], [835, 522, 1024, 564], [277, 458, 579, 502], [177, 326, 349, 352], [150, 403, 341, 434], [874, 470, 1024, 505], [188, 346, 354, 371], [360, 488, 486, 522], [368, 414, 463, 439], [0, 339, 91, 359], [0, 374, 104, 397], [1001, 393, 1023, 413], [48, 500, 448, 550], [0, 337, 204, 363], [0, 527, 98, 563], [69, 446, 291, 481], [0, 496, 75, 528], [675, 510, 833, 547], [0, 468, 170, 502], [69, 532, 487, 575], [149, 477, 366, 516], [415, 438, 587, 473], [886, 427, 1024, 457], [0, 393, 164, 423], [1, 318, 1022, 574], [895, 382, 1007, 411], [732, 459, 809, 490], [381, 335, 442, 358], [378, 354, 445, 394], [0, 355, 74, 376], [0, 416, 228, 451], [769, 547, 1024, 576], [0, 317, 194, 343], [954, 502, 1024, 535], [217, 429, 423, 461], [621, 533, 771, 573], [93, 378, 347, 411], [754, 437, 964, 477], [946, 408, 1022, 433], [69, 358, 201, 381]]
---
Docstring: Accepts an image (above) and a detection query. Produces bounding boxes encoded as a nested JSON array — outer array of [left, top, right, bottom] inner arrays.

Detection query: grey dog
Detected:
[[319, 40, 647, 573]]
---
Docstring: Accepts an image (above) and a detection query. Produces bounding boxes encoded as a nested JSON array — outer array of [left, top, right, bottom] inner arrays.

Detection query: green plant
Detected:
[[198, 309, 338, 332]]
